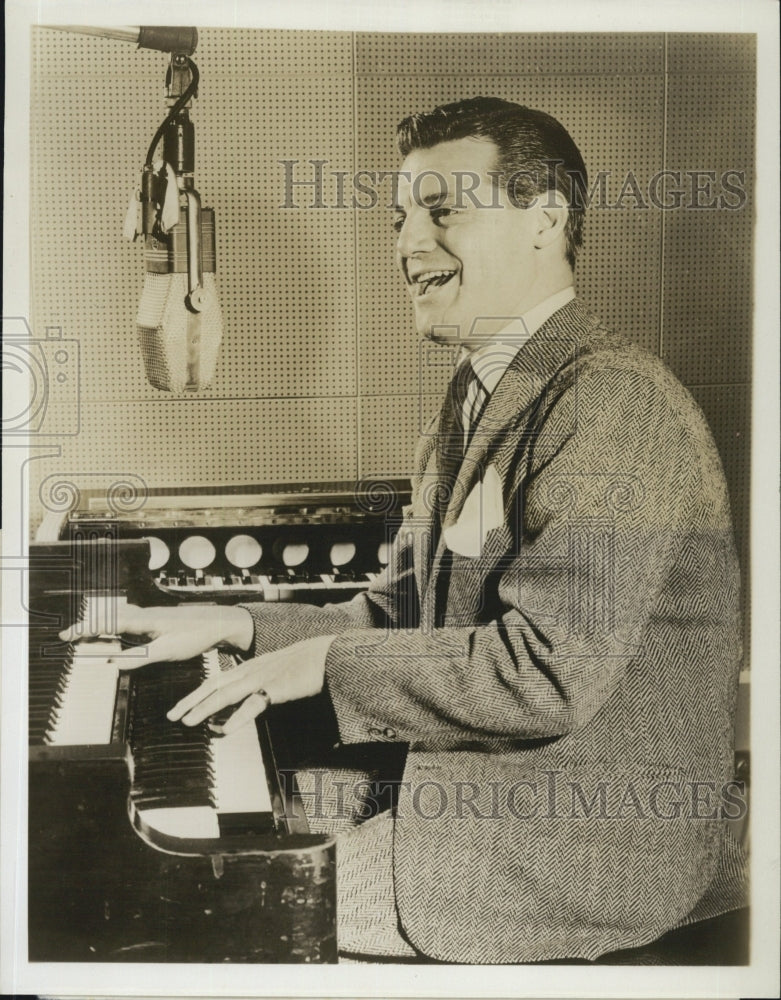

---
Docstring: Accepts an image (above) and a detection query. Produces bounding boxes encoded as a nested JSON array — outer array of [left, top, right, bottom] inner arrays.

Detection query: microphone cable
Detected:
[[145, 57, 200, 168]]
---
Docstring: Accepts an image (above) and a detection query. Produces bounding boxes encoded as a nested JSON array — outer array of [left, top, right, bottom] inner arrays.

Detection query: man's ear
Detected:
[[534, 189, 569, 250]]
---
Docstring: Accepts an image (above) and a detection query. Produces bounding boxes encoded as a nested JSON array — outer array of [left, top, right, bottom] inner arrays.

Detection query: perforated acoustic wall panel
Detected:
[[30, 29, 356, 407], [662, 71, 754, 384], [662, 38, 754, 642], [30, 28, 358, 517], [354, 32, 665, 76], [29, 30, 754, 646]]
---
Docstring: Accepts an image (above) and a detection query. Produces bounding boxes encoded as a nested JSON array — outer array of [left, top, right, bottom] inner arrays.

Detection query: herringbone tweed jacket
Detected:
[[243, 298, 745, 963]]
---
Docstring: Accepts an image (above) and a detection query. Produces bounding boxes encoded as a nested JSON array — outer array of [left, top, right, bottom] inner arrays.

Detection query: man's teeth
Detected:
[[413, 270, 456, 295]]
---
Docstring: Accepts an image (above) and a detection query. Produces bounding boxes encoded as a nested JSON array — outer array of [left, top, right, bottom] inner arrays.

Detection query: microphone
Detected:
[[43, 26, 222, 391], [53, 26, 198, 55], [136, 202, 224, 393], [134, 50, 223, 393], [120, 39, 221, 392]]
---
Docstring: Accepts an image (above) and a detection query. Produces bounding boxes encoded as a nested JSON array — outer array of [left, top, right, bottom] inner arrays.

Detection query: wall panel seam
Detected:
[[658, 34, 668, 360]]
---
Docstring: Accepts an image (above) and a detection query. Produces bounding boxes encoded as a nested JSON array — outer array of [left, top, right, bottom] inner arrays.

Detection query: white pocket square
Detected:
[[443, 463, 504, 558]]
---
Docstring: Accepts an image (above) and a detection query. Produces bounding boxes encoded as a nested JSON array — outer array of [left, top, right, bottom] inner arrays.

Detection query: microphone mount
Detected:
[[46, 25, 197, 55], [142, 53, 204, 313]]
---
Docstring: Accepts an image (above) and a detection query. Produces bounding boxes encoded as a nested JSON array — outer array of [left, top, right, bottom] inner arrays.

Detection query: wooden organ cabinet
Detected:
[[28, 481, 410, 963]]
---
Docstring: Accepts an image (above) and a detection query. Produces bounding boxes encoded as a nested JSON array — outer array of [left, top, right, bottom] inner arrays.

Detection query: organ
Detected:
[[28, 481, 410, 962]]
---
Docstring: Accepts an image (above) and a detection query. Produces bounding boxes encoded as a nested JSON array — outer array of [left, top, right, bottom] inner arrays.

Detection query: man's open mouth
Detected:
[[410, 269, 457, 297]]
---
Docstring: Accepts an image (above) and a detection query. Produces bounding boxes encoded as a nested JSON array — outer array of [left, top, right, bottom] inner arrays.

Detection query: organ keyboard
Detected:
[[41, 594, 272, 835], [28, 539, 336, 963]]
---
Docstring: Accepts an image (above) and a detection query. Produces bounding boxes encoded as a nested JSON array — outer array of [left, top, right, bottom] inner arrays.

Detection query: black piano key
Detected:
[[130, 764, 212, 787], [28, 629, 76, 743], [133, 748, 212, 767], [127, 659, 216, 810]]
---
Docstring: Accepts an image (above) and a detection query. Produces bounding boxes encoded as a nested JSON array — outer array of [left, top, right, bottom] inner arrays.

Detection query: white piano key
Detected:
[[209, 720, 273, 815], [203, 651, 272, 817], [46, 639, 122, 746], [134, 652, 274, 841], [136, 805, 220, 841], [258, 576, 280, 601]]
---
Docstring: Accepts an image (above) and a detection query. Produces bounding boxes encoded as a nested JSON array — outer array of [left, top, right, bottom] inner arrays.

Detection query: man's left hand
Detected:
[[166, 634, 336, 734]]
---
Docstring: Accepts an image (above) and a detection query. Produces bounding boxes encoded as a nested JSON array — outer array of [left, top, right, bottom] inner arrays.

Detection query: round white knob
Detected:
[[225, 533, 262, 569], [281, 543, 309, 568], [179, 534, 216, 570], [330, 542, 356, 567], [144, 536, 170, 571]]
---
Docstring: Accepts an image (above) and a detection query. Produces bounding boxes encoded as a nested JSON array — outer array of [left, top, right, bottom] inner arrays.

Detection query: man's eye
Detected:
[[392, 215, 405, 233], [431, 207, 459, 224]]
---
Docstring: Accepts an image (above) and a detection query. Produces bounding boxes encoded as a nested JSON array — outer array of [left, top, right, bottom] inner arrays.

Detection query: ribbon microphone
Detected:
[[47, 25, 224, 392]]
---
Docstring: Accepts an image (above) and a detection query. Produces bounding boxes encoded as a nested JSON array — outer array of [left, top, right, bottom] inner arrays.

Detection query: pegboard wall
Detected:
[[28, 30, 754, 608]]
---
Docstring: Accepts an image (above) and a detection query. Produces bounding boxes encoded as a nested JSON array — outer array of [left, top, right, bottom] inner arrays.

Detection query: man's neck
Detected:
[[463, 283, 576, 353]]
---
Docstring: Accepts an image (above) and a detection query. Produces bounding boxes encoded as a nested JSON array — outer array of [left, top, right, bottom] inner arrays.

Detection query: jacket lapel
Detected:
[[423, 299, 591, 611], [443, 301, 587, 528]]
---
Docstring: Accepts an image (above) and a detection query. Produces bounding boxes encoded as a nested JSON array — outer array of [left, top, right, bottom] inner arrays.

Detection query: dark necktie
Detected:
[[436, 359, 485, 519]]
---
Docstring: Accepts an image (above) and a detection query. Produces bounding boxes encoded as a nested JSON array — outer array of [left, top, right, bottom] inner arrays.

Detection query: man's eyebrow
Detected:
[[419, 191, 448, 207], [394, 191, 451, 212]]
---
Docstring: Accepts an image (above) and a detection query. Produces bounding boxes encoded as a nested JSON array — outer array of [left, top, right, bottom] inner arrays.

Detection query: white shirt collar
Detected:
[[466, 286, 575, 395]]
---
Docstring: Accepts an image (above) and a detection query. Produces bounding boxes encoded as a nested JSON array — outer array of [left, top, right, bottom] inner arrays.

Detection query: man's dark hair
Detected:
[[397, 96, 588, 269]]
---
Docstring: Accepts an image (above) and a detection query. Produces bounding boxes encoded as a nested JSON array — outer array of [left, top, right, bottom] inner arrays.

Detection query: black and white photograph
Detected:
[[2, 0, 779, 996]]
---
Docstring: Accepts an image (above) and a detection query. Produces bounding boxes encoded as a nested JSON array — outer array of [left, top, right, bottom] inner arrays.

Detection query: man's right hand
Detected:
[[58, 603, 254, 670]]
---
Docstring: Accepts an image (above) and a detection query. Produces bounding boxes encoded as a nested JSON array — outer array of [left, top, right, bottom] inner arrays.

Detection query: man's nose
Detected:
[[396, 210, 437, 259]]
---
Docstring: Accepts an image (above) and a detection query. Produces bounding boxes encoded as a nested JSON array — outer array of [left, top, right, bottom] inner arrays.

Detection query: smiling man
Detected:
[[394, 115, 580, 350], [64, 97, 745, 963]]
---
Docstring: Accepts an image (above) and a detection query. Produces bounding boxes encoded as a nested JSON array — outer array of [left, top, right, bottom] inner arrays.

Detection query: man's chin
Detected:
[[420, 322, 467, 346]]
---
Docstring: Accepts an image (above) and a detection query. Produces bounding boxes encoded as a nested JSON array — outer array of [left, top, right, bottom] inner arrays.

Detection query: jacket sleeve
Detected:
[[322, 362, 718, 746], [238, 423, 438, 650]]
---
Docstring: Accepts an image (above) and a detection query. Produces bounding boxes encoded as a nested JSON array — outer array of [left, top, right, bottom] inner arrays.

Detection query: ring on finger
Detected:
[[247, 688, 272, 714]]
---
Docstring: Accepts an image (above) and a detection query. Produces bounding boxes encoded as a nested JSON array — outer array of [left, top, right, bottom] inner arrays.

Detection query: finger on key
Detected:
[[166, 674, 224, 721], [212, 690, 271, 736], [59, 599, 135, 642], [178, 676, 255, 727], [105, 624, 221, 669], [105, 634, 179, 670]]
